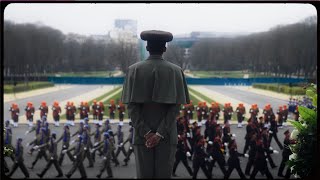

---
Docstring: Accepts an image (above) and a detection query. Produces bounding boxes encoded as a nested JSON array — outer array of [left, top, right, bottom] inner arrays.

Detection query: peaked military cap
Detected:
[[140, 30, 173, 42]]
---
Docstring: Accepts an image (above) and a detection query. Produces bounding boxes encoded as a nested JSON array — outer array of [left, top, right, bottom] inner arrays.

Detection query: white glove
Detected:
[[84, 147, 87, 151], [224, 143, 228, 147], [236, 110, 239, 112], [180, 111, 182, 113], [202, 112, 205, 115], [273, 150, 279, 154], [244, 153, 249, 158], [187, 133, 190, 137], [50, 157, 54, 160], [177, 135, 180, 138], [269, 147, 273, 151], [31, 113, 34, 115], [186, 151, 191, 157], [33, 145, 39, 150], [209, 156, 213, 161], [122, 112, 125, 115], [101, 112, 104, 114], [68, 107, 71, 110], [269, 130, 273, 134], [129, 146, 133, 150], [103, 156, 107, 160], [232, 134, 236, 137], [74, 155, 77, 159], [120, 143, 123, 146], [70, 140, 75, 145], [25, 131, 29, 135], [197, 107, 200, 110], [187, 111, 191, 113], [113, 111, 115, 113], [242, 115, 245, 118], [228, 113, 231, 115], [208, 141, 213, 145], [210, 110, 212, 113], [63, 145, 66, 148]]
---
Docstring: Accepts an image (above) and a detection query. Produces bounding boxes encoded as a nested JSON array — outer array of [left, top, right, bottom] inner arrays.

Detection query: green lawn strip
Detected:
[[188, 87, 239, 121], [60, 86, 121, 120], [4, 81, 54, 94], [252, 83, 305, 95], [191, 71, 272, 78]]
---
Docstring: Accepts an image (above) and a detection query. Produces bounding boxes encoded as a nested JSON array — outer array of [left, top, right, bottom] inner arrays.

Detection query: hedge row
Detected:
[[252, 83, 305, 95], [4, 81, 54, 93]]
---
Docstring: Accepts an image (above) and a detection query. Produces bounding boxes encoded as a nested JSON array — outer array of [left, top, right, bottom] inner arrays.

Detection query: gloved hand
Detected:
[[186, 151, 191, 157]]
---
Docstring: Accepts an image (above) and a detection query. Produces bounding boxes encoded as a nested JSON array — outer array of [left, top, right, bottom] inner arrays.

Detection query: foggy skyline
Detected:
[[4, 3, 317, 36]]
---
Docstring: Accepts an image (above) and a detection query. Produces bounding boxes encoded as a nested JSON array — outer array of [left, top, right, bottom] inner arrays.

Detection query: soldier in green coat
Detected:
[[121, 30, 190, 178]]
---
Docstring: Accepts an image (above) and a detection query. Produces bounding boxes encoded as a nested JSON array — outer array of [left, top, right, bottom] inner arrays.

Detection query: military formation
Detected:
[[5, 99, 299, 179]]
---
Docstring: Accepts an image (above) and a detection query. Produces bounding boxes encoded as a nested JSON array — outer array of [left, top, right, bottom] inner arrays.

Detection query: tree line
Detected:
[[3, 20, 139, 77]]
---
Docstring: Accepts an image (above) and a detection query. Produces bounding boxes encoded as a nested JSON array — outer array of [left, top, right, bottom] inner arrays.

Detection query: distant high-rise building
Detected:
[[114, 19, 137, 37]]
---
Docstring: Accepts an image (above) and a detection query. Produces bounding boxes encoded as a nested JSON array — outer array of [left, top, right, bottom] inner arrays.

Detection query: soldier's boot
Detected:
[[65, 174, 71, 179], [56, 174, 63, 178], [106, 175, 113, 179], [96, 173, 102, 179], [123, 161, 128, 166], [36, 173, 43, 178]]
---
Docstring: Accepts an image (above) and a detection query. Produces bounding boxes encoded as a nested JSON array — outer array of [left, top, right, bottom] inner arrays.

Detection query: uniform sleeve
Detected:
[[121, 68, 133, 104], [156, 104, 180, 138]]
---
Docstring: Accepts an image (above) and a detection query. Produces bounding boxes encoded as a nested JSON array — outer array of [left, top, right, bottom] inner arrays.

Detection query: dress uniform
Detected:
[[243, 118, 256, 155], [39, 101, 48, 120], [123, 123, 134, 166], [277, 106, 284, 128], [249, 137, 273, 179], [4, 120, 15, 164], [249, 104, 259, 122], [207, 136, 227, 178], [187, 100, 194, 120], [236, 103, 246, 128], [117, 101, 126, 122], [57, 124, 74, 165], [263, 104, 273, 127], [29, 127, 49, 169], [181, 104, 188, 120], [7, 137, 30, 178], [222, 122, 232, 148], [71, 121, 84, 137], [25, 119, 42, 155], [108, 100, 116, 120], [114, 124, 128, 159], [82, 125, 94, 167], [293, 106, 299, 121], [261, 127, 277, 168], [96, 132, 113, 179], [64, 135, 87, 179], [192, 136, 211, 179], [278, 130, 294, 178], [84, 101, 90, 119], [172, 132, 193, 177], [92, 100, 98, 121], [121, 30, 189, 179], [101, 119, 112, 134], [65, 102, 71, 125], [98, 101, 105, 122], [107, 130, 120, 166], [9, 103, 20, 127], [268, 113, 284, 150], [209, 102, 219, 121], [223, 103, 232, 124], [196, 102, 203, 123], [226, 103, 234, 124], [35, 132, 63, 178], [201, 102, 209, 121], [70, 102, 77, 126], [52, 101, 62, 127], [225, 139, 246, 179], [84, 118, 91, 133], [78, 101, 85, 120], [91, 123, 102, 162], [244, 131, 257, 176], [25, 102, 35, 127]]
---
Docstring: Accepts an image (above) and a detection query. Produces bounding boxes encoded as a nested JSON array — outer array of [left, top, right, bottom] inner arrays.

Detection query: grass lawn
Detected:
[[4, 81, 54, 94], [191, 71, 272, 78], [252, 83, 306, 95]]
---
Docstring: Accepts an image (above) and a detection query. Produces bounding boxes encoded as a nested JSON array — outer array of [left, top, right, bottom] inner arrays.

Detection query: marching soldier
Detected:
[[64, 135, 87, 179], [82, 125, 94, 168], [278, 130, 295, 178], [177, 117, 186, 135], [243, 118, 258, 155], [244, 131, 257, 176], [192, 136, 211, 179], [84, 101, 90, 119], [223, 103, 229, 124], [29, 128, 49, 169], [98, 101, 105, 124], [25, 119, 42, 155], [108, 99, 116, 120], [39, 101, 48, 120], [107, 130, 120, 167], [9, 103, 20, 127], [25, 102, 35, 127], [209, 102, 219, 121], [35, 132, 63, 178], [261, 127, 277, 168], [78, 101, 85, 120], [249, 104, 259, 122], [65, 102, 73, 126], [52, 101, 62, 127], [84, 117, 91, 133], [277, 106, 284, 128], [123, 122, 134, 166], [181, 104, 188, 120], [269, 112, 284, 150], [172, 132, 193, 177], [236, 103, 246, 128], [101, 119, 112, 134], [224, 139, 246, 179], [117, 101, 126, 122], [4, 120, 15, 164], [201, 102, 209, 121], [187, 100, 195, 120], [70, 102, 77, 126], [222, 122, 232, 149], [196, 102, 203, 123], [249, 136, 273, 179], [282, 105, 289, 127], [92, 100, 98, 121], [91, 123, 102, 162], [114, 124, 127, 159], [7, 137, 30, 179], [207, 136, 227, 178], [95, 132, 114, 179], [71, 121, 84, 137], [57, 124, 74, 166]]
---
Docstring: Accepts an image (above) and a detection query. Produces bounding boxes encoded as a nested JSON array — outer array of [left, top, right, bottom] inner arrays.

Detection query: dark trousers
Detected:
[[250, 161, 273, 179], [197, 115, 202, 122], [245, 158, 254, 175], [207, 156, 227, 177], [92, 148, 103, 162], [172, 153, 193, 176], [243, 139, 250, 154], [192, 158, 211, 179], [269, 132, 284, 150], [98, 157, 113, 177], [66, 158, 87, 178], [93, 114, 98, 120], [99, 114, 104, 121], [111, 150, 119, 165], [39, 159, 63, 176], [4, 160, 10, 173], [278, 155, 291, 178], [115, 146, 127, 158], [54, 116, 60, 121], [8, 161, 30, 178], [83, 149, 94, 166], [124, 146, 134, 163], [237, 115, 244, 123], [119, 113, 124, 121], [225, 162, 246, 179], [133, 143, 176, 178], [32, 148, 48, 167], [266, 151, 277, 168], [58, 145, 74, 165], [109, 112, 115, 119]]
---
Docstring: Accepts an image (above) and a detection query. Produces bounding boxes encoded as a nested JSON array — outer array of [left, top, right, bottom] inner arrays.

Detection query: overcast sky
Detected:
[[4, 3, 317, 36]]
